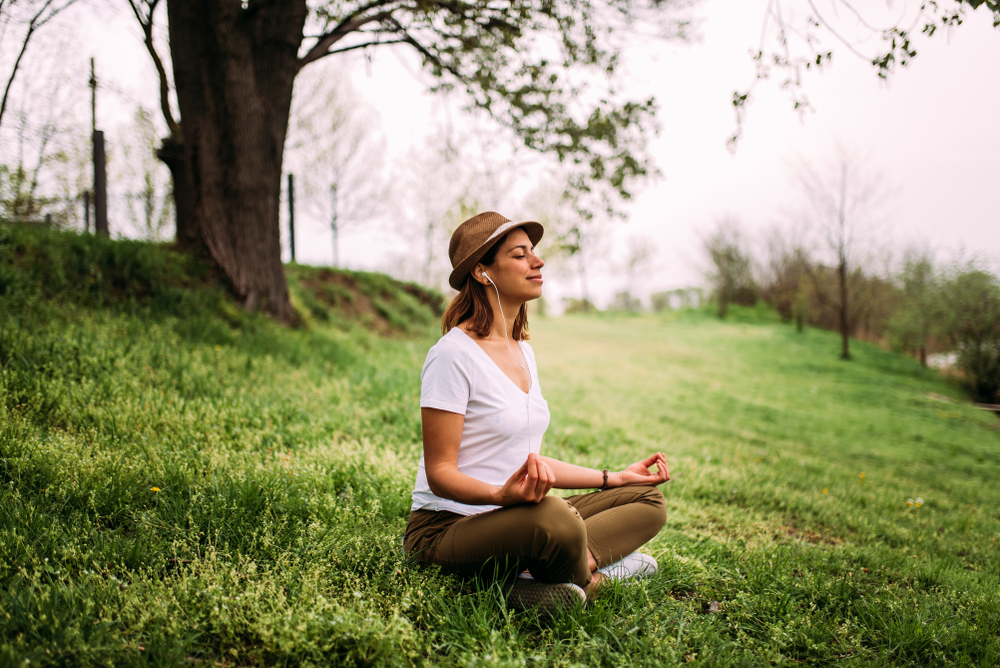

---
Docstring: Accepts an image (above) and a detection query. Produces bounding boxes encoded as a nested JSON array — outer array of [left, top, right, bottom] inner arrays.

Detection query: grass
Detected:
[[1, 227, 998, 666], [535, 311, 999, 666]]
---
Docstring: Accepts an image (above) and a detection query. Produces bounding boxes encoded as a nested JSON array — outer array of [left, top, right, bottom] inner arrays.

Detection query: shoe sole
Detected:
[[508, 581, 586, 613]]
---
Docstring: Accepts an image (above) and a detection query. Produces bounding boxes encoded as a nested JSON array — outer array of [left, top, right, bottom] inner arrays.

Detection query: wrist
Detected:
[[489, 485, 507, 506], [608, 471, 624, 489]]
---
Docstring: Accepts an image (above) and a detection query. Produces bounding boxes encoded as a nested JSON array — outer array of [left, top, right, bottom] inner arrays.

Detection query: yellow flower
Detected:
[[823, 488, 828, 494], [915, 497, 923, 508], [151, 487, 161, 492], [215, 345, 221, 351], [906, 499, 914, 507], [859, 472, 866, 481]]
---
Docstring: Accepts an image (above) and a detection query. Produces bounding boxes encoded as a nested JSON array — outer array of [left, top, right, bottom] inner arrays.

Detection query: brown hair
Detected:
[[441, 233, 530, 340]]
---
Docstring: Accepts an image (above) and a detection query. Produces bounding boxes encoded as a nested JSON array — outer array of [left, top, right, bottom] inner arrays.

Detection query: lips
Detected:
[[528, 275, 543, 282]]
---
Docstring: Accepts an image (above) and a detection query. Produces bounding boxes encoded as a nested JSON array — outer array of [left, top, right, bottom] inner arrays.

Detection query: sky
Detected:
[[337, 0, 1000, 307], [17, 0, 1000, 309]]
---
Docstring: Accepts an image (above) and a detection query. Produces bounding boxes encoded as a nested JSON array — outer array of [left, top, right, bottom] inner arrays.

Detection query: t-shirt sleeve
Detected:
[[420, 340, 473, 415]]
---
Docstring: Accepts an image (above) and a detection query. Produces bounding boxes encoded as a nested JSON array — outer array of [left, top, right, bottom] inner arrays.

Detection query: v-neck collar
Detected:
[[452, 328, 530, 396]]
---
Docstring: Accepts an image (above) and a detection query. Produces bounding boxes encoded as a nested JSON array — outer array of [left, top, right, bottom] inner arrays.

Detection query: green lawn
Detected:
[[534, 314, 999, 666], [1, 230, 998, 666]]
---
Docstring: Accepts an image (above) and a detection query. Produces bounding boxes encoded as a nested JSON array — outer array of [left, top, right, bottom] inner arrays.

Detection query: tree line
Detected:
[[2, 0, 997, 325], [704, 215, 1000, 406]]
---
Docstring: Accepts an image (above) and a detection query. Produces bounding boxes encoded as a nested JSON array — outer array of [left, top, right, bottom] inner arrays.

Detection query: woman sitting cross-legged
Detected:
[[404, 211, 671, 611]]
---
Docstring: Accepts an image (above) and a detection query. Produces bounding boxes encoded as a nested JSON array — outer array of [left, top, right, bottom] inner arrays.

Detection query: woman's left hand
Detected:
[[613, 453, 670, 487]]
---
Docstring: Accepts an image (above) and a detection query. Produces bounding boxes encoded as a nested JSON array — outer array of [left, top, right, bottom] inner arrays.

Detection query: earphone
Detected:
[[482, 271, 532, 456]]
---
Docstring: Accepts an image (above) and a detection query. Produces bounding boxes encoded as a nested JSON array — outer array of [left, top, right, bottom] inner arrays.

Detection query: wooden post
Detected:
[[90, 58, 108, 237], [90, 58, 96, 133], [93, 130, 108, 237], [83, 190, 90, 233], [287, 173, 295, 262]]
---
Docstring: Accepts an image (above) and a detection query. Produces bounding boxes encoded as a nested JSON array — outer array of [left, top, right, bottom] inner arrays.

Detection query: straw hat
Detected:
[[448, 212, 544, 290]]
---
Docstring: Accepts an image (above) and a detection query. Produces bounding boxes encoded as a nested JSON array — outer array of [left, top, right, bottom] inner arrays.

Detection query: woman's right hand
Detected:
[[495, 453, 555, 505]]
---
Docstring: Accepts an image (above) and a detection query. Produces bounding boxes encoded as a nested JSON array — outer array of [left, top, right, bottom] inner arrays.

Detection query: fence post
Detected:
[[83, 190, 91, 233], [90, 58, 108, 237], [93, 131, 108, 237], [287, 173, 295, 263]]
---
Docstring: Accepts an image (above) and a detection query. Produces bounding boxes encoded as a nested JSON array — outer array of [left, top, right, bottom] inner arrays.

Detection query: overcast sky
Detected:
[[352, 0, 1000, 305], [48, 0, 1000, 307]]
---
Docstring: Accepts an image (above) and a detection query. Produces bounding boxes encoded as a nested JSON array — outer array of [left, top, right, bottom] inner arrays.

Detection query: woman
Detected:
[[404, 211, 670, 610]]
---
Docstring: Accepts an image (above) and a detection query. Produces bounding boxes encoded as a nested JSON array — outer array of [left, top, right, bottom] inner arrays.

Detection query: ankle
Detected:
[[583, 571, 604, 600]]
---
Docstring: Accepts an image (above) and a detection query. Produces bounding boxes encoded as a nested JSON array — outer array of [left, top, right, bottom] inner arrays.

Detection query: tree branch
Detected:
[[391, 20, 479, 99], [322, 38, 408, 57], [0, 20, 36, 129], [298, 0, 403, 69], [0, 0, 78, 129], [804, 0, 875, 62], [127, 0, 179, 137]]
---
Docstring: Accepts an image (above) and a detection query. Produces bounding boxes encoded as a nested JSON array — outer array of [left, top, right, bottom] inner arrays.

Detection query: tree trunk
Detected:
[[838, 256, 850, 360], [165, 0, 307, 322], [577, 248, 591, 313], [158, 135, 199, 250]]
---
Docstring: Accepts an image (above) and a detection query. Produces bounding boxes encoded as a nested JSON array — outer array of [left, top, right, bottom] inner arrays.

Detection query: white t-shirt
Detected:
[[410, 327, 551, 516]]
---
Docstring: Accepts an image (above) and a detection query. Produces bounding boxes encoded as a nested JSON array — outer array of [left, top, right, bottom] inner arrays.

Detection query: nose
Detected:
[[531, 250, 544, 269]]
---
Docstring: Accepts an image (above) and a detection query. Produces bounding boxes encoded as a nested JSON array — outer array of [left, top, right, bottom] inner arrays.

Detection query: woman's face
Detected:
[[479, 228, 545, 302]]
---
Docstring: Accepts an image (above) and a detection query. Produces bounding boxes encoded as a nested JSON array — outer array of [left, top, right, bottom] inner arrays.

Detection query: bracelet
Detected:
[[598, 468, 609, 491]]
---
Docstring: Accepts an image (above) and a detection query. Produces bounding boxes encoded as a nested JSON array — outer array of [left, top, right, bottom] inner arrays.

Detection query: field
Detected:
[[1, 228, 998, 667]]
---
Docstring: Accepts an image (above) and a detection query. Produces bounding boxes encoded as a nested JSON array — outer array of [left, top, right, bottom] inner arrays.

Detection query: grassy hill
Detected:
[[1, 227, 997, 667]]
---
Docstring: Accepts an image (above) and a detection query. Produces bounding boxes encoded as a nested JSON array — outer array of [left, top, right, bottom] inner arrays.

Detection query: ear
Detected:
[[471, 264, 490, 285]]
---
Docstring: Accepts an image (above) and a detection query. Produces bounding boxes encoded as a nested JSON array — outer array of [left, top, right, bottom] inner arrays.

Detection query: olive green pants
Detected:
[[404, 486, 666, 588]]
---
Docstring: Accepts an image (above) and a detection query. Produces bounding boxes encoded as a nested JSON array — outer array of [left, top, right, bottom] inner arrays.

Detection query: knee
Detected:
[[631, 485, 667, 531], [532, 497, 587, 555]]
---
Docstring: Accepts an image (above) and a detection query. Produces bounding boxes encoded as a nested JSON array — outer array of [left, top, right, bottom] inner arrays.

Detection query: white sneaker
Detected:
[[507, 578, 586, 612], [597, 552, 658, 581]]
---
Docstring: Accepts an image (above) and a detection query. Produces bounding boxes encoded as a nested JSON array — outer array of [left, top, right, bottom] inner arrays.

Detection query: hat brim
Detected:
[[448, 221, 544, 290]]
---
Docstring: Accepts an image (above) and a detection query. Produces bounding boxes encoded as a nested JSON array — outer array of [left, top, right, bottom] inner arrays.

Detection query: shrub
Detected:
[[940, 267, 1000, 403]]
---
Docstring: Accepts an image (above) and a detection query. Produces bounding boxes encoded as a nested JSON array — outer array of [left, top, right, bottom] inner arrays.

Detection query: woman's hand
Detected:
[[495, 453, 555, 505], [611, 453, 670, 487]]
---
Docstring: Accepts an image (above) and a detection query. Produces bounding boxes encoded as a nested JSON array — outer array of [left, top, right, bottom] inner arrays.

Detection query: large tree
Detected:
[[127, 0, 998, 322], [127, 0, 685, 321]]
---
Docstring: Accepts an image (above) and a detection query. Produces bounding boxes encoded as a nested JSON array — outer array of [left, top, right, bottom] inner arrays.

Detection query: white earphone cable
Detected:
[[485, 274, 532, 456]]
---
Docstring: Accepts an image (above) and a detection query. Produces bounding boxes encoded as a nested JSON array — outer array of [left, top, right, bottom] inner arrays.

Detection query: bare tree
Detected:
[[794, 149, 892, 359], [0, 40, 87, 225], [0, 0, 80, 129], [284, 65, 386, 266], [610, 235, 655, 312], [388, 132, 484, 289], [525, 176, 613, 313]]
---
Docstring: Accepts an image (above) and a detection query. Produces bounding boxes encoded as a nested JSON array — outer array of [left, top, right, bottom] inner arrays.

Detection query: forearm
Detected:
[[426, 464, 503, 506], [540, 456, 620, 490]]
